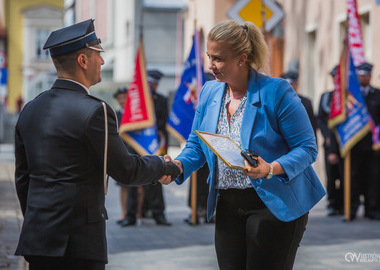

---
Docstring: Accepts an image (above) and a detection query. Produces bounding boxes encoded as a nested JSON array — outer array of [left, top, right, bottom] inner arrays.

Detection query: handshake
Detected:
[[158, 155, 183, 185]]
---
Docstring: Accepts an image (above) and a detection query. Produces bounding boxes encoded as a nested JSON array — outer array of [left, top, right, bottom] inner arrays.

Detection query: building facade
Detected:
[[186, 0, 380, 109], [74, 0, 186, 106], [5, 0, 63, 113], [279, 0, 380, 109]]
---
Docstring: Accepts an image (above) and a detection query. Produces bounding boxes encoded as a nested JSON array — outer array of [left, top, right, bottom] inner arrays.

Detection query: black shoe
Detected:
[[184, 215, 199, 225], [120, 217, 136, 227], [342, 214, 356, 222], [368, 213, 380, 220], [154, 214, 172, 226], [205, 216, 215, 224], [116, 219, 124, 225], [327, 208, 336, 216], [327, 207, 343, 216]]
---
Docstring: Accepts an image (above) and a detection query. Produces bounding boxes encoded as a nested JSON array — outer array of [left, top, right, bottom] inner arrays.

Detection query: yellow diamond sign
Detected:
[[227, 0, 284, 32]]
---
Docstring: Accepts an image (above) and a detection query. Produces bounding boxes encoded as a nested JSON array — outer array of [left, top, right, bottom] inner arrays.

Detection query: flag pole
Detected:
[[190, 0, 198, 225], [342, 17, 351, 222], [191, 171, 198, 225]]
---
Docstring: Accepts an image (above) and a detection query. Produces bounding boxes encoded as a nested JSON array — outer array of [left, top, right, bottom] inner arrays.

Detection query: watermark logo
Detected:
[[345, 252, 380, 263]]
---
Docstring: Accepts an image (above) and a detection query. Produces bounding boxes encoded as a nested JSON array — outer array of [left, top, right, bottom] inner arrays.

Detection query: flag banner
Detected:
[[369, 119, 380, 151], [335, 52, 369, 157], [346, 0, 379, 150], [167, 30, 205, 144], [328, 47, 347, 129], [119, 38, 159, 156], [120, 127, 160, 156], [0, 67, 6, 104], [346, 0, 365, 66], [119, 41, 155, 132]]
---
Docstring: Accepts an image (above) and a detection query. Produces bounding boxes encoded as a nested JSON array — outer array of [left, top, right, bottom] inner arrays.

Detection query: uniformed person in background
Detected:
[[142, 69, 171, 225], [317, 66, 344, 216], [14, 19, 180, 270], [350, 62, 380, 220], [113, 87, 145, 227], [281, 71, 318, 139], [113, 86, 145, 227], [113, 87, 129, 224]]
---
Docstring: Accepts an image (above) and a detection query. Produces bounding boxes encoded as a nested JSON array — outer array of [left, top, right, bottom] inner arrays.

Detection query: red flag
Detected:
[[119, 38, 155, 132], [328, 42, 348, 129], [346, 0, 365, 66]]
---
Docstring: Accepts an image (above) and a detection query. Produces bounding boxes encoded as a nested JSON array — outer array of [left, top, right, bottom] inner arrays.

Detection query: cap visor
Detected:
[[87, 43, 104, 52]]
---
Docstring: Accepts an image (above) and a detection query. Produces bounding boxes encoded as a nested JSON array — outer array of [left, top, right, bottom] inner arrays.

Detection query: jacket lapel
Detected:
[[204, 83, 225, 134], [204, 82, 225, 169], [241, 70, 261, 150]]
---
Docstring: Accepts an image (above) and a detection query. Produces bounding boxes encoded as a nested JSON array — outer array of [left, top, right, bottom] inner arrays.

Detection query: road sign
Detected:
[[227, 0, 284, 32]]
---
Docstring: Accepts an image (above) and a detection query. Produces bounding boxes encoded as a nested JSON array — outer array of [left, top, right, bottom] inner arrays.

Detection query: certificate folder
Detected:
[[195, 130, 249, 170]]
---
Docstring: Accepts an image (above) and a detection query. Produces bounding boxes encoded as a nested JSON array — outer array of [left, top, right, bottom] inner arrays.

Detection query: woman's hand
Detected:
[[243, 155, 271, 179], [158, 155, 184, 185], [163, 155, 184, 174]]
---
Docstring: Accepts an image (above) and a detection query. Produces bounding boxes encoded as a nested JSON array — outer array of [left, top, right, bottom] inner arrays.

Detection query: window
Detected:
[[306, 29, 317, 96], [35, 29, 50, 60], [360, 13, 371, 61]]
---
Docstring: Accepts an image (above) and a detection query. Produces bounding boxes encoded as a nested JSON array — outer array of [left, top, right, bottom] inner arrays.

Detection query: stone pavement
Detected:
[[0, 144, 25, 269], [1, 144, 380, 269]]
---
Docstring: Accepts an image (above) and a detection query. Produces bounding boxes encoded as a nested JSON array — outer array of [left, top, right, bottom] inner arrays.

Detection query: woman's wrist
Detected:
[[265, 163, 273, 179], [173, 159, 184, 174]]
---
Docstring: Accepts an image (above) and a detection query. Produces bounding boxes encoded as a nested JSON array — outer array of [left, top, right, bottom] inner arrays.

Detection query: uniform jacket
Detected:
[[152, 92, 169, 152], [352, 85, 380, 153], [317, 91, 340, 154], [15, 79, 165, 262], [299, 95, 318, 142], [175, 69, 326, 222]]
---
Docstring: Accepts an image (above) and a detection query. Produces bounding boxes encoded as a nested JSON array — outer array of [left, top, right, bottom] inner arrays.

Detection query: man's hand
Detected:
[[327, 153, 339, 165], [158, 156, 181, 185], [162, 155, 183, 174]]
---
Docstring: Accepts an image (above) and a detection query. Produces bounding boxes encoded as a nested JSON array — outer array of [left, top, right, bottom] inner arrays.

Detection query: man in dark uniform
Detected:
[[14, 20, 180, 270], [281, 71, 318, 139], [142, 69, 171, 225], [349, 62, 380, 220], [317, 66, 344, 216], [113, 86, 133, 225], [113, 87, 145, 227]]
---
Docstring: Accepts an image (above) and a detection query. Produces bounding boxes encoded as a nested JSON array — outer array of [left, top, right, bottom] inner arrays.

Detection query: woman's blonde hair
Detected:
[[207, 20, 269, 73]]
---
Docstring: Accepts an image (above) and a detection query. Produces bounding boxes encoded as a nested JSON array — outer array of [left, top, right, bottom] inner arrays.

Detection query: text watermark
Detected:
[[345, 252, 380, 263]]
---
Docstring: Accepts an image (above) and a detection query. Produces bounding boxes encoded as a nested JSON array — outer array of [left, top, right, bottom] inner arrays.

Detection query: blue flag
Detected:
[[335, 51, 370, 156], [167, 31, 205, 143], [122, 127, 160, 155]]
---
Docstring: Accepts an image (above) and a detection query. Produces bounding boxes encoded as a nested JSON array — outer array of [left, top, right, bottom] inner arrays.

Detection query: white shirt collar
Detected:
[[59, 78, 90, 95], [360, 85, 370, 96]]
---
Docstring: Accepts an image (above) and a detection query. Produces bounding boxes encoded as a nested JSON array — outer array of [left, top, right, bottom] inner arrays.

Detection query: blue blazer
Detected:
[[175, 69, 326, 222]]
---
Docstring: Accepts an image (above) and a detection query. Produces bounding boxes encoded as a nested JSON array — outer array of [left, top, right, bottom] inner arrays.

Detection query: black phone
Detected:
[[240, 151, 258, 167]]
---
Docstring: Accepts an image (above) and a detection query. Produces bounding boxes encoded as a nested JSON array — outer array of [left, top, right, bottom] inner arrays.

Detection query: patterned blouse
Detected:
[[216, 87, 253, 189]]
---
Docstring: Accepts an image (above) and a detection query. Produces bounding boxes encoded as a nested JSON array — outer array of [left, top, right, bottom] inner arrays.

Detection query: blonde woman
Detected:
[[163, 20, 325, 269]]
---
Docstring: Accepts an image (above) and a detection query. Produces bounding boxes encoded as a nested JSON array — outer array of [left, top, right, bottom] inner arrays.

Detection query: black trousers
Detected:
[[187, 163, 210, 211], [143, 183, 165, 215], [215, 189, 308, 270], [126, 186, 138, 220], [324, 151, 344, 211], [350, 149, 380, 217], [25, 256, 105, 270]]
